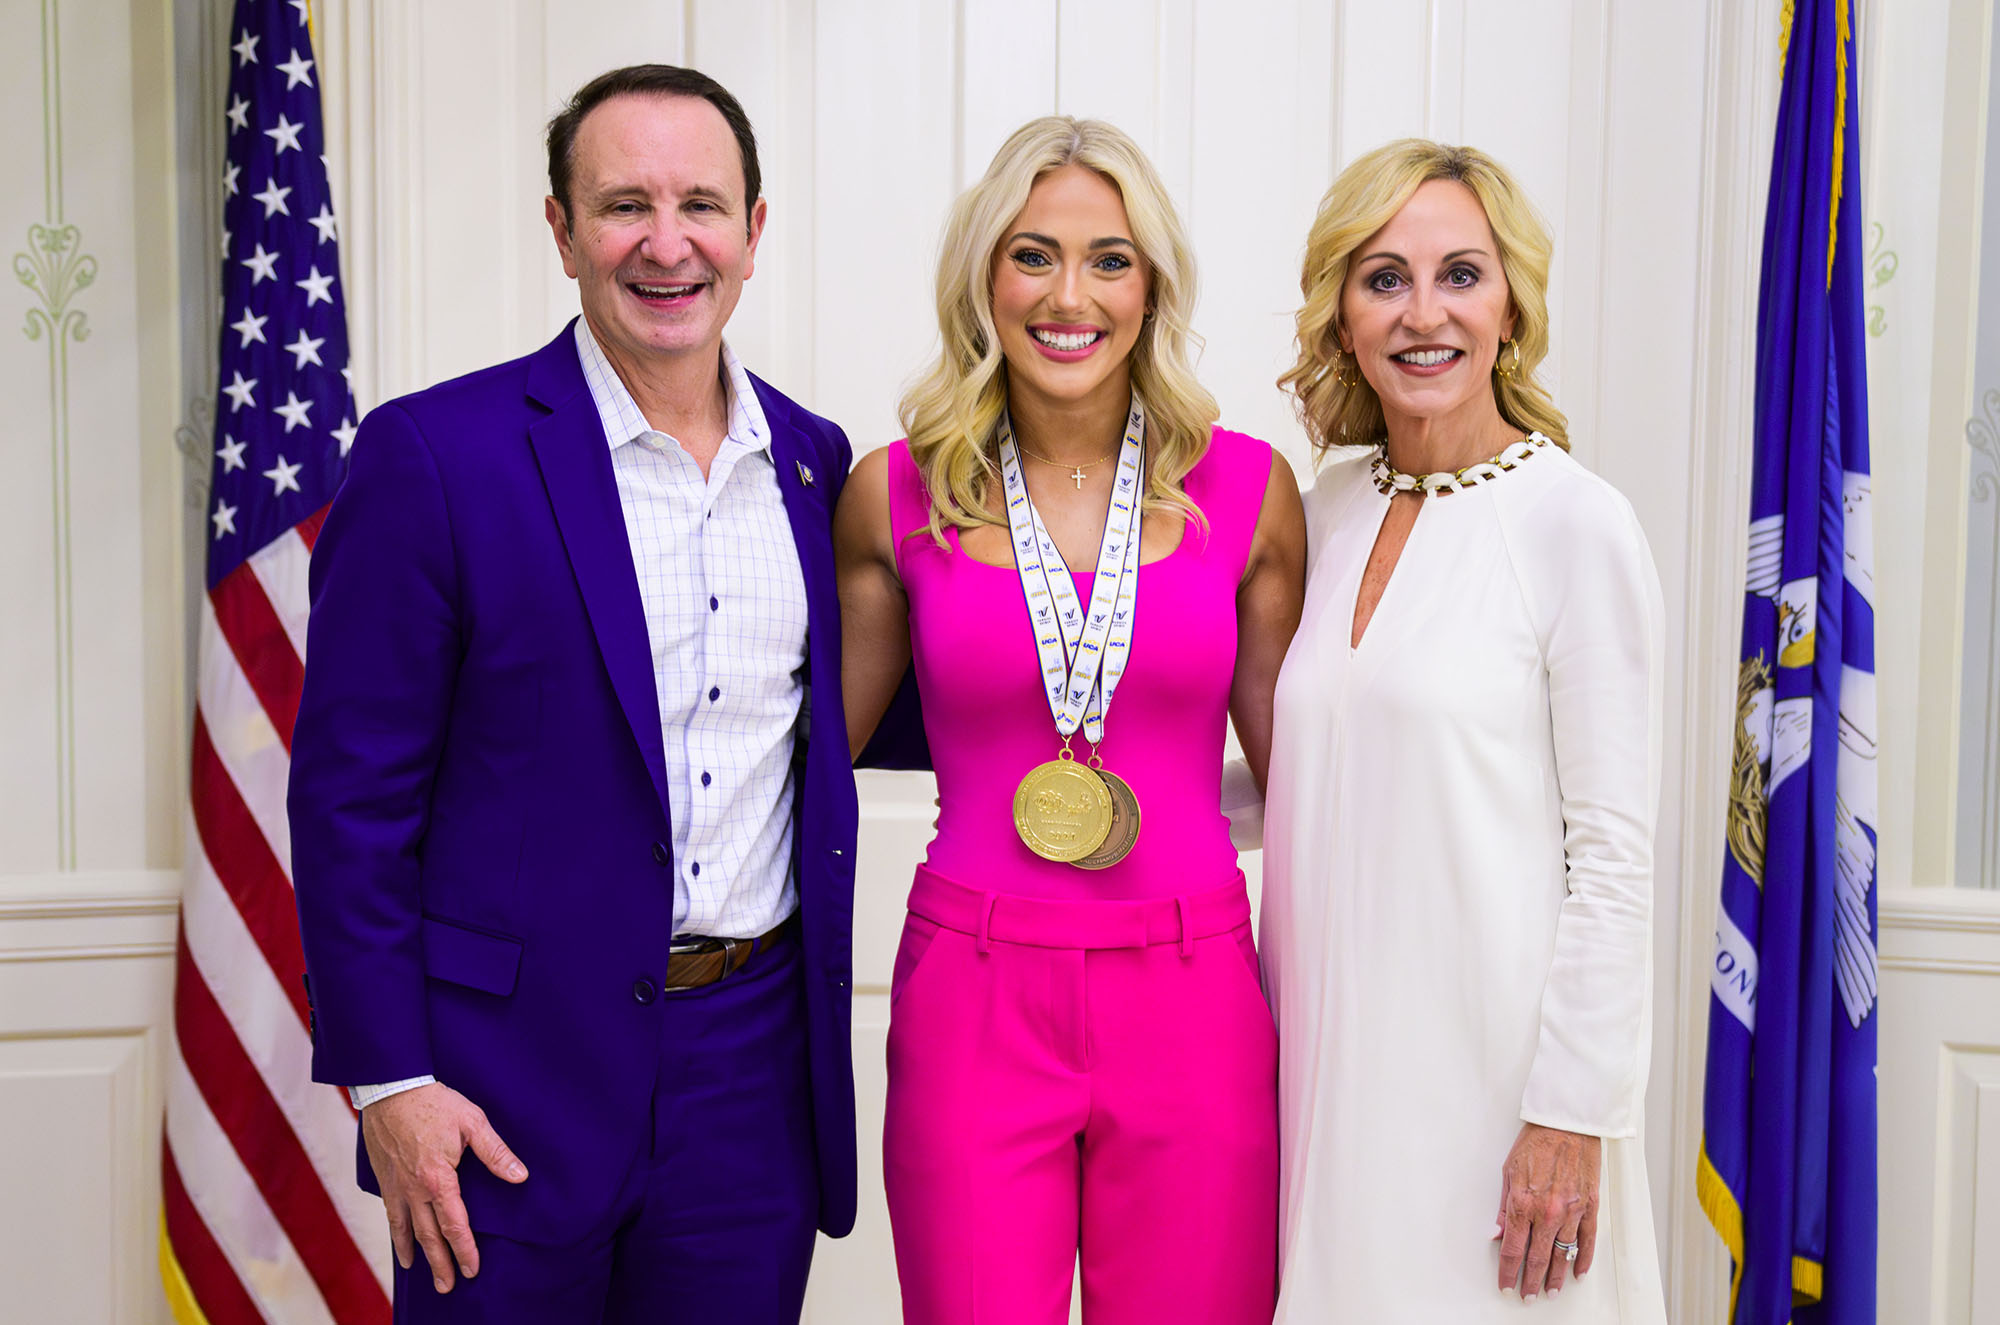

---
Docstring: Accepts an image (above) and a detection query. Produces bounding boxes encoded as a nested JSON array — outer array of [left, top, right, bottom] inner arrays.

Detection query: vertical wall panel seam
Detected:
[[804, 0, 818, 404], [1052, 0, 1063, 116], [16, 0, 93, 871], [1329, 0, 1344, 173], [951, 0, 966, 190], [1587, 0, 1614, 458], [1422, 0, 1436, 137]]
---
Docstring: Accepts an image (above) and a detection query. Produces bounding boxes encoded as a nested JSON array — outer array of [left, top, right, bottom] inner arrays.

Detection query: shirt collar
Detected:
[[573, 317, 772, 456]]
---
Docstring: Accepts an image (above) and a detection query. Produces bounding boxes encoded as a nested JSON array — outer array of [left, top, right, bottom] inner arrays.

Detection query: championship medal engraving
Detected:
[[1013, 759, 1114, 862], [1072, 767, 1141, 870]]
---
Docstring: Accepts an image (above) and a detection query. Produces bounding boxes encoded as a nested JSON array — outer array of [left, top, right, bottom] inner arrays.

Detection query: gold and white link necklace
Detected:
[[1369, 431, 1553, 497]]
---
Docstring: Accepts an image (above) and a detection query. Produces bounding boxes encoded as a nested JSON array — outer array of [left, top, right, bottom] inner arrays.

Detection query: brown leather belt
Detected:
[[664, 914, 797, 991]]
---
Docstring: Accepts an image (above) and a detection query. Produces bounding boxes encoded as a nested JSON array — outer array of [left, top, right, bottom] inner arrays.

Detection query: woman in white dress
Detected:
[[1260, 140, 1669, 1322]]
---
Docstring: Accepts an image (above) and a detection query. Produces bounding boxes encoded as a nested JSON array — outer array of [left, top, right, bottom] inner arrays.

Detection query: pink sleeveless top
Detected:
[[888, 427, 1273, 901]]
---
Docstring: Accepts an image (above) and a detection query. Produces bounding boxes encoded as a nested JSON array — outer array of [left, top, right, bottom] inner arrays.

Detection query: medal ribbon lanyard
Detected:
[[997, 400, 1145, 750]]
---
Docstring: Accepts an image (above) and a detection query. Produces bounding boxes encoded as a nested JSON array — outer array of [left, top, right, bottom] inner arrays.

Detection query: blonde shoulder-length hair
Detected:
[[1279, 138, 1568, 457], [900, 116, 1217, 541]]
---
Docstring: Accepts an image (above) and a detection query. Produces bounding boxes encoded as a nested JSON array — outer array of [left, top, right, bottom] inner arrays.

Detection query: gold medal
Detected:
[[1013, 757, 1114, 861], [1072, 766, 1141, 870]]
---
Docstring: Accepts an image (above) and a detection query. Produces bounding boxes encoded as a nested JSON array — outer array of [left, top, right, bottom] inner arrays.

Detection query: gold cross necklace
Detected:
[[1014, 442, 1120, 489]]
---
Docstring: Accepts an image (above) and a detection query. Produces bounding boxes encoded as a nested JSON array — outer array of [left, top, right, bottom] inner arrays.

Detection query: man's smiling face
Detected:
[[546, 92, 765, 376]]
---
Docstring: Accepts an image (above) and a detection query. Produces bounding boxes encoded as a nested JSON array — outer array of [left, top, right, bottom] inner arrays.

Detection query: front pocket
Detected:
[[1227, 923, 1276, 1031], [421, 915, 524, 996], [889, 914, 942, 1008]]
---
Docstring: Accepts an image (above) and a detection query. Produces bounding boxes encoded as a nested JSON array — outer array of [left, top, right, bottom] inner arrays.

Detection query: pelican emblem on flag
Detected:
[[1776, 581, 1817, 668], [1728, 653, 1775, 885]]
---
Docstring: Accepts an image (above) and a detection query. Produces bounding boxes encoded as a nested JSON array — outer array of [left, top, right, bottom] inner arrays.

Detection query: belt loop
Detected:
[[976, 892, 998, 955], [1176, 896, 1193, 959]]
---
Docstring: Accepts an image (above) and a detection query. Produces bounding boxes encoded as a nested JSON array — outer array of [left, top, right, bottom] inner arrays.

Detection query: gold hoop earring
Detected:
[[1334, 351, 1362, 389], [1496, 339, 1522, 380]]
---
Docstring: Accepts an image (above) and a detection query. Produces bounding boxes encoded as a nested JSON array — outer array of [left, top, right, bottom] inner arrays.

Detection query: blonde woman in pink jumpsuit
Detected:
[[836, 116, 1305, 1324]]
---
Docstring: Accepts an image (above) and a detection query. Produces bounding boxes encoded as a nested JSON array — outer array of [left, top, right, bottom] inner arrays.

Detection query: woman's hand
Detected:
[[1494, 1121, 1600, 1301]]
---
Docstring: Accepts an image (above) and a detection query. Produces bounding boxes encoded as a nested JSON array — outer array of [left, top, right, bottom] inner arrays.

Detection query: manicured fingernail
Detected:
[[1491, 1222, 1503, 1239], [433, 1278, 447, 1293], [1523, 1291, 1537, 1301], [1501, 1286, 1516, 1298], [1576, 1271, 1589, 1283], [1550, 1286, 1561, 1298]]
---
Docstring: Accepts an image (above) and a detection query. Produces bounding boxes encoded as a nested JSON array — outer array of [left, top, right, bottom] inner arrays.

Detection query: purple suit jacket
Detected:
[[289, 322, 862, 1243]]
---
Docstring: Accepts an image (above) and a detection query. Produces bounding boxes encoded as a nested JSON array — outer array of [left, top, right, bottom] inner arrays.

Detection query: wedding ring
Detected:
[[1553, 1238, 1579, 1262]]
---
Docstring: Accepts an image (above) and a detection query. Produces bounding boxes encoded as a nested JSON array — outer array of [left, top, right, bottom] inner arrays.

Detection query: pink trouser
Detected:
[[883, 867, 1278, 1324]]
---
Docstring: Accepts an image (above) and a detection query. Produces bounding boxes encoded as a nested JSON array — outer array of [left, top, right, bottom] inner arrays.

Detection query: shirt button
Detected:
[[632, 979, 657, 1005], [708, 686, 721, 702], [710, 596, 719, 611], [652, 841, 669, 866], [690, 862, 701, 877], [701, 771, 712, 787]]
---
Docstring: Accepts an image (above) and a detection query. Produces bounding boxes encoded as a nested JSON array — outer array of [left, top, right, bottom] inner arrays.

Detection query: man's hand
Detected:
[[360, 1082, 527, 1294]]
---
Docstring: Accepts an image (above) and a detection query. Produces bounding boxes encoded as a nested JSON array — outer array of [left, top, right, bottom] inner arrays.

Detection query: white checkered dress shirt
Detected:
[[351, 321, 809, 1110]]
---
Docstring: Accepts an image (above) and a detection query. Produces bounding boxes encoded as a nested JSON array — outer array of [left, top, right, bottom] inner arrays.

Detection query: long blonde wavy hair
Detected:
[[899, 116, 1218, 541], [1279, 138, 1569, 457]]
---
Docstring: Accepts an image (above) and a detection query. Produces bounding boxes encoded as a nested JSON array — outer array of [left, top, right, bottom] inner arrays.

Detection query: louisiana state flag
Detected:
[[1699, 0, 1879, 1320]]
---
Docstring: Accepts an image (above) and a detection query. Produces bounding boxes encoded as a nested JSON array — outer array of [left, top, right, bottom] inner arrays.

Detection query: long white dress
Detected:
[[1261, 441, 1669, 1323]]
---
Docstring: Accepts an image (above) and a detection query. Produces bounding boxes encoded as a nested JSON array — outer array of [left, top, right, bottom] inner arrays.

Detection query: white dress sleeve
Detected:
[[1511, 470, 1666, 1138]]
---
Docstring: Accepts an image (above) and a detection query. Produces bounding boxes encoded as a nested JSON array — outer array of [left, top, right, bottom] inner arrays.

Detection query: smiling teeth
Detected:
[[1034, 329, 1102, 351], [1395, 349, 1460, 366], [635, 283, 699, 297]]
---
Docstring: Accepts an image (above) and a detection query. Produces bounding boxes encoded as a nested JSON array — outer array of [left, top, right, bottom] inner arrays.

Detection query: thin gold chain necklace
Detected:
[[1015, 442, 1121, 489]]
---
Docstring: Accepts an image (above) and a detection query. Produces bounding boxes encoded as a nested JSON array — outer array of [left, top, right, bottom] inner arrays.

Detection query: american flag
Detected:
[[161, 1, 388, 1321]]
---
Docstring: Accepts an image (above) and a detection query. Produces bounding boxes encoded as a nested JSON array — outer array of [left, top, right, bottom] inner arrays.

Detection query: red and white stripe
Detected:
[[163, 511, 392, 1324]]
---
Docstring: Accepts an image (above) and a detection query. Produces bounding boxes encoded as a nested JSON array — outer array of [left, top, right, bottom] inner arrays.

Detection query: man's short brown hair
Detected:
[[545, 65, 762, 227]]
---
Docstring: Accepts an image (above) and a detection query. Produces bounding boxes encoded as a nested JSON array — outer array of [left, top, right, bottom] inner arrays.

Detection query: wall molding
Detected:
[[13, 0, 95, 872], [0, 942, 179, 965], [1914, 0, 1998, 889], [0, 869, 182, 920], [1881, 885, 2000, 937], [0, 871, 182, 969], [1880, 955, 2000, 977], [1666, 1, 1781, 1319]]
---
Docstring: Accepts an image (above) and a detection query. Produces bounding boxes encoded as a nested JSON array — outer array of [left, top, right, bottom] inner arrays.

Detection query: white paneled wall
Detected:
[[1, 0, 181, 1313], [5, 0, 1999, 1320], [1876, 893, 2000, 1324]]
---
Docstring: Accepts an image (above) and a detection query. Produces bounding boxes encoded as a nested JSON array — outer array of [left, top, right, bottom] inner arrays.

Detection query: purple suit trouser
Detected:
[[392, 944, 817, 1322]]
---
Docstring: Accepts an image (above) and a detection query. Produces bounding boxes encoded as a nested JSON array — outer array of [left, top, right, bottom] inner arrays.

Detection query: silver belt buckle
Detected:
[[665, 935, 743, 993]]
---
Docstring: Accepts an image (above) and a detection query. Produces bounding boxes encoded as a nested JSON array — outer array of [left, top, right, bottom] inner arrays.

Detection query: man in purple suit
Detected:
[[290, 65, 863, 1322]]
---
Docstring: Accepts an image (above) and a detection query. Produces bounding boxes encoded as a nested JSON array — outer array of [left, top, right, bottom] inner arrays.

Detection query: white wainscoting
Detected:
[[1877, 890, 2000, 1325], [0, 872, 179, 1324], [1, 0, 186, 1317]]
